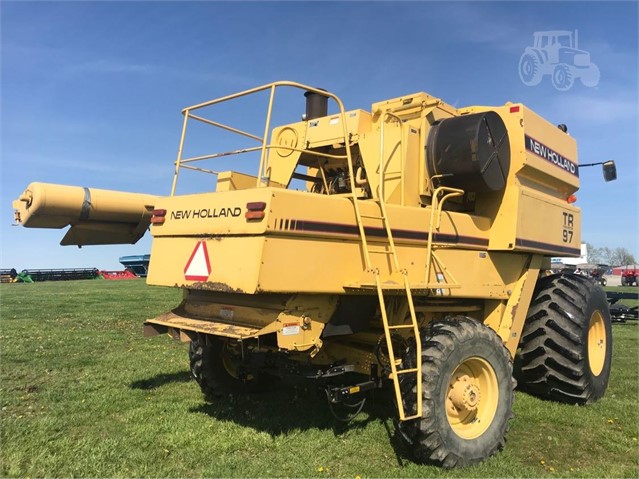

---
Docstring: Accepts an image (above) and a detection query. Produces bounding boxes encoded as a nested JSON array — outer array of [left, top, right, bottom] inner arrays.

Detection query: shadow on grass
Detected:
[[189, 385, 412, 466], [130, 371, 192, 390]]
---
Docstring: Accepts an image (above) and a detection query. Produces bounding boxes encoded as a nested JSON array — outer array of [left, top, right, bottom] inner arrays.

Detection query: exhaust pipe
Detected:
[[304, 90, 328, 121]]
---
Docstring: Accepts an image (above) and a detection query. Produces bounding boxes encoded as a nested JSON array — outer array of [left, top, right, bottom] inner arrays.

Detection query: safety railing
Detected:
[[170, 81, 355, 196], [424, 182, 465, 289]]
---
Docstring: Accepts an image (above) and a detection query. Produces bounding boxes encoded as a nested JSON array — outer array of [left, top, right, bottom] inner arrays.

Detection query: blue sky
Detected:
[[1, 1, 637, 270]]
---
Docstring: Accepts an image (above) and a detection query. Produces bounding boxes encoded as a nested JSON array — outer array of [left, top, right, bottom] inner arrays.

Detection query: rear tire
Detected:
[[189, 336, 267, 399], [516, 274, 612, 404], [401, 317, 515, 468]]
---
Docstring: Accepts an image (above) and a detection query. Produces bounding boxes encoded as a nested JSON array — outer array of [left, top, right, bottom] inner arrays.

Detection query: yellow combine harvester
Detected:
[[13, 81, 615, 467]]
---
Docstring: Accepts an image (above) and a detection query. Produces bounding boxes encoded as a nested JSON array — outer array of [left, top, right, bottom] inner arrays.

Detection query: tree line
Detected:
[[585, 243, 637, 267]]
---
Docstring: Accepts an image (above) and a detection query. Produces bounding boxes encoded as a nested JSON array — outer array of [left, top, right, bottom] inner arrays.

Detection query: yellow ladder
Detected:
[[343, 113, 422, 421]]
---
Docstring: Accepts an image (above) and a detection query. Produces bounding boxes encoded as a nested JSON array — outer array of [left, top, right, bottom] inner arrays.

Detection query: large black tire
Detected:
[[189, 336, 267, 398], [401, 317, 515, 468], [516, 274, 612, 404]]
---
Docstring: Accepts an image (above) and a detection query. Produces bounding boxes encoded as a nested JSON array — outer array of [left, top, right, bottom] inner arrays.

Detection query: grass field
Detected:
[[1, 280, 637, 478]]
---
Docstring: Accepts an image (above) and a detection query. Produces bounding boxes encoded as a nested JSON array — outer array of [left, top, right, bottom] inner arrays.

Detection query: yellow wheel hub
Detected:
[[446, 357, 498, 440], [588, 310, 607, 377], [221, 342, 246, 380], [222, 353, 239, 378]]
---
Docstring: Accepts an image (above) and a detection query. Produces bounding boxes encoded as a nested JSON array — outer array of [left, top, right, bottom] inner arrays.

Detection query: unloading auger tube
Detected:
[[12, 80, 614, 468]]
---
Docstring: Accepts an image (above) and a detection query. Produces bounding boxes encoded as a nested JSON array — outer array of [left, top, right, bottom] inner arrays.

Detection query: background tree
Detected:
[[608, 247, 637, 267], [586, 242, 604, 264], [585, 243, 636, 266]]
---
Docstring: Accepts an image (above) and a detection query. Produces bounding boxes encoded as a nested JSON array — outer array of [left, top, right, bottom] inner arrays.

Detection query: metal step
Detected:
[[388, 324, 415, 330]]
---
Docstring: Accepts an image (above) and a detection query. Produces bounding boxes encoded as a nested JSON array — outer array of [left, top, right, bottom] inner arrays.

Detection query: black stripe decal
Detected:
[[287, 219, 489, 247], [515, 238, 580, 255]]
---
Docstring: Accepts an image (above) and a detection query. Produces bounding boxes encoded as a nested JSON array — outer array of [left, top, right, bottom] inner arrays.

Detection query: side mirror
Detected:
[[602, 160, 617, 182], [579, 160, 617, 182]]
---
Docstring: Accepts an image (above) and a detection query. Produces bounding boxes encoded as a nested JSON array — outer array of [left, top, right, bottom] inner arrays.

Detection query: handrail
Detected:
[[180, 146, 264, 164], [170, 112, 190, 195], [424, 183, 464, 285], [380, 111, 405, 205], [257, 85, 277, 187], [170, 81, 355, 196], [178, 145, 349, 166], [188, 113, 263, 142], [179, 164, 220, 175]]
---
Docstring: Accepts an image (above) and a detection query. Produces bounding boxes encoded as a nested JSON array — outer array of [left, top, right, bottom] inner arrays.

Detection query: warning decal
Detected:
[[184, 241, 211, 281]]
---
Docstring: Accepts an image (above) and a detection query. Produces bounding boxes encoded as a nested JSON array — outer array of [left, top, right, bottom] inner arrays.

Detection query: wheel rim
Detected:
[[221, 342, 241, 379], [588, 310, 607, 376], [446, 357, 498, 440]]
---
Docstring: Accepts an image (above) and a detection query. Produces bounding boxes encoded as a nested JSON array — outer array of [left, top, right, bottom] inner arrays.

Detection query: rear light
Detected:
[[246, 202, 266, 221], [246, 202, 266, 211], [151, 208, 167, 225], [245, 210, 265, 220], [509, 105, 520, 113], [567, 194, 577, 204]]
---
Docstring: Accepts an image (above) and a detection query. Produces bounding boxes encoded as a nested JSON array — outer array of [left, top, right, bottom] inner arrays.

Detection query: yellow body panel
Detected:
[[216, 171, 260, 192], [148, 236, 265, 292]]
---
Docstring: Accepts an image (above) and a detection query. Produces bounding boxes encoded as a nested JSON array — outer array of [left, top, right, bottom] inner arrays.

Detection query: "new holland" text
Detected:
[[171, 207, 242, 220], [525, 134, 578, 177]]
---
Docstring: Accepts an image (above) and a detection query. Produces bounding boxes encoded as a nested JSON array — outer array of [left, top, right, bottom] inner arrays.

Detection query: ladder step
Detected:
[[360, 214, 384, 220], [402, 413, 422, 420], [369, 250, 394, 255], [388, 324, 415, 330], [389, 368, 420, 379]]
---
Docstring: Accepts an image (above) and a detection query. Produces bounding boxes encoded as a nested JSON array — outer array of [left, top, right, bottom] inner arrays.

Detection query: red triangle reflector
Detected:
[[184, 241, 211, 281]]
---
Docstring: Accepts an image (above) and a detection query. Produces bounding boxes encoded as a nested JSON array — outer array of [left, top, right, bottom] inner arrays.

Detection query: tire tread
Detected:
[[516, 274, 612, 404]]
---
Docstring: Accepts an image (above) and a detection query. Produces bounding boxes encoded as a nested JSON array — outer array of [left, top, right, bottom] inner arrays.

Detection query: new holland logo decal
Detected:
[[525, 135, 579, 177], [525, 134, 578, 177]]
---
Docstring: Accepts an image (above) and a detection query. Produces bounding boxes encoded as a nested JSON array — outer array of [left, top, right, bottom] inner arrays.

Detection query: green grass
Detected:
[[1, 280, 637, 478]]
